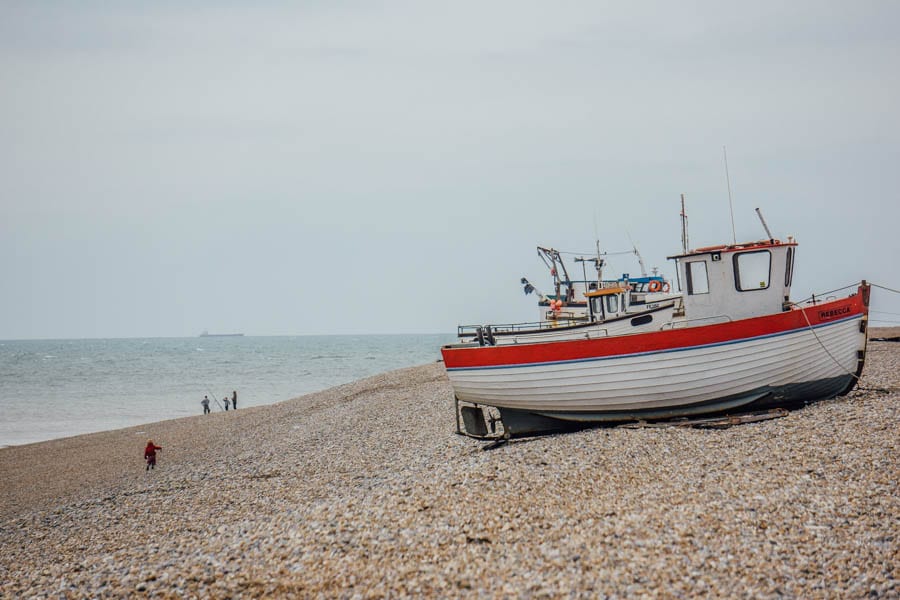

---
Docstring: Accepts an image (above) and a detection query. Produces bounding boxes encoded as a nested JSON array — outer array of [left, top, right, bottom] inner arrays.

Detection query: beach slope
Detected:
[[1, 343, 898, 597]]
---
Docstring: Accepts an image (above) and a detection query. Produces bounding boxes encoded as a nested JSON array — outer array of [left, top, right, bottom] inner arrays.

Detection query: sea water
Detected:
[[0, 334, 455, 447]]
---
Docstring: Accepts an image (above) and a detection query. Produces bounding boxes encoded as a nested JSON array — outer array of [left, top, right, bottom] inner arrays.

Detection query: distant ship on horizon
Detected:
[[199, 330, 244, 337]]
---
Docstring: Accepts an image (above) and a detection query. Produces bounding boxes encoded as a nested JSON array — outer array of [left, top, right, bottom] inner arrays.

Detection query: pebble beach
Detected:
[[1, 334, 898, 598]]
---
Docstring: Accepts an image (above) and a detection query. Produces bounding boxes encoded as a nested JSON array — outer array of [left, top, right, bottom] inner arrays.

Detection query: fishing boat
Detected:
[[442, 213, 870, 438], [525, 245, 669, 321], [457, 245, 680, 345]]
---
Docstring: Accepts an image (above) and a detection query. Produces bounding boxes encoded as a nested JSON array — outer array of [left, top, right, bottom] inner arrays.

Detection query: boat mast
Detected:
[[723, 146, 737, 245], [575, 252, 604, 291], [680, 194, 690, 254]]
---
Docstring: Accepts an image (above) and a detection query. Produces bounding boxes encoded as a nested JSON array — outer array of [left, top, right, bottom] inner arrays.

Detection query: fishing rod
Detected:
[[206, 387, 224, 411]]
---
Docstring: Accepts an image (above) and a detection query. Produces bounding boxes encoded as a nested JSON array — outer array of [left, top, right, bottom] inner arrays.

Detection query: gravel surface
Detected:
[[1, 337, 897, 598]]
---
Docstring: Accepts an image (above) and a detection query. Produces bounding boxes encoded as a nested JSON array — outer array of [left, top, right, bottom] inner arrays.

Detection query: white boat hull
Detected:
[[452, 317, 861, 411], [442, 288, 869, 435]]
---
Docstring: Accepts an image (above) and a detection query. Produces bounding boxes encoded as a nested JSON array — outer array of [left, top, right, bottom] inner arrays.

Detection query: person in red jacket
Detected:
[[144, 440, 162, 471]]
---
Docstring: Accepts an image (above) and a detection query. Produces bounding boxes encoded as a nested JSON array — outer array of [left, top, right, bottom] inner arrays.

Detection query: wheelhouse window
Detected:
[[685, 261, 709, 295], [785, 247, 794, 287], [734, 250, 771, 291], [606, 294, 619, 313]]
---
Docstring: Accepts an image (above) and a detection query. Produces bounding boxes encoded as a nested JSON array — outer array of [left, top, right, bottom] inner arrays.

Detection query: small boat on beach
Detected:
[[442, 213, 870, 438]]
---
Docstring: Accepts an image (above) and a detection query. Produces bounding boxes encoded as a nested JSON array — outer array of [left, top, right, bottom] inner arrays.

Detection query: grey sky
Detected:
[[2, 1, 898, 339]]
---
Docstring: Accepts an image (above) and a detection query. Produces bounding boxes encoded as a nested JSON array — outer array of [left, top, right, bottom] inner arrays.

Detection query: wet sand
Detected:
[[1, 336, 898, 598]]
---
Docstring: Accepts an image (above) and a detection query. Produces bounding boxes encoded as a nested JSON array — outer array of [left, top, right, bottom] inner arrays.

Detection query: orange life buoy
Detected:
[[662, 282, 670, 293], [648, 280, 662, 293]]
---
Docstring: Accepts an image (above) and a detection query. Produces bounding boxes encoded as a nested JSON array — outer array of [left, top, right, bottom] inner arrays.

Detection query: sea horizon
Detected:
[[0, 333, 456, 447], [0, 331, 455, 343]]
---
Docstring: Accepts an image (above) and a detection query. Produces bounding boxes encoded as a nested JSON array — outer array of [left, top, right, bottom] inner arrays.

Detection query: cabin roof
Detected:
[[584, 286, 630, 298], [666, 238, 797, 261]]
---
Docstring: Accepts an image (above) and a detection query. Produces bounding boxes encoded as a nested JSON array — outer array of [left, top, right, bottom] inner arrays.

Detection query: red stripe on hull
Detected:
[[442, 287, 867, 369]]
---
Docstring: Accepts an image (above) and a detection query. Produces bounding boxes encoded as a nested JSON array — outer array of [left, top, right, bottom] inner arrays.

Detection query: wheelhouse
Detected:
[[668, 238, 797, 323], [584, 286, 632, 320]]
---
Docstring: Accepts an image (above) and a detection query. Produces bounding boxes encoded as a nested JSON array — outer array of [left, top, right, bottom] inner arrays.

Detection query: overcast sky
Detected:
[[2, 1, 898, 339]]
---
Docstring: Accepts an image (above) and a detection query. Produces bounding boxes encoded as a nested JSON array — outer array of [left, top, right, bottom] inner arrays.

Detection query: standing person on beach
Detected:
[[223, 396, 230, 411], [201, 396, 210, 414], [232, 390, 237, 410], [144, 440, 162, 471]]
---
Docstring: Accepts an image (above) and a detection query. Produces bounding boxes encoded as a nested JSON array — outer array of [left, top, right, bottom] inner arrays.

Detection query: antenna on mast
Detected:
[[723, 146, 737, 245], [680, 194, 690, 254]]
